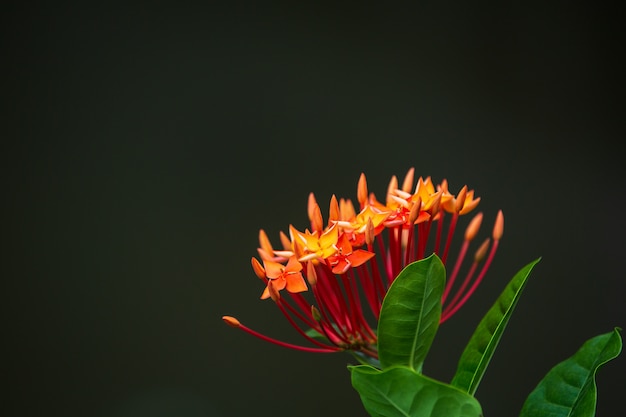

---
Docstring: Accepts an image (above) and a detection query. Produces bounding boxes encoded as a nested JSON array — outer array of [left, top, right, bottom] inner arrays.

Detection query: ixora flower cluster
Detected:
[[222, 167, 622, 417], [222, 168, 503, 359]]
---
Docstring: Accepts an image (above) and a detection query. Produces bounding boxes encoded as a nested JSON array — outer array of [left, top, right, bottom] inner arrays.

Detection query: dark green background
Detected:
[[3, 2, 624, 417]]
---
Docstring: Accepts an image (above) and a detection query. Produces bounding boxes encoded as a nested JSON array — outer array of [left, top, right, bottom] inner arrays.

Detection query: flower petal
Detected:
[[263, 260, 285, 279], [285, 272, 308, 293], [284, 255, 304, 273], [347, 249, 375, 268]]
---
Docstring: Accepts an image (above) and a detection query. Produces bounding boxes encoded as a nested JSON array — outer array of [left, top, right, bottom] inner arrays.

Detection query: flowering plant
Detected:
[[222, 168, 622, 417]]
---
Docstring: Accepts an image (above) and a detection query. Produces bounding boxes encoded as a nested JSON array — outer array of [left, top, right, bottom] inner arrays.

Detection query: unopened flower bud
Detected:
[[258, 229, 273, 254], [268, 281, 281, 302], [222, 316, 241, 328], [456, 185, 467, 213], [464, 212, 483, 241], [311, 204, 324, 233], [357, 173, 368, 207], [401, 167, 415, 193], [409, 197, 422, 224], [386, 175, 398, 203], [307, 192, 317, 222], [430, 193, 441, 215], [306, 261, 318, 286], [329, 194, 340, 223], [279, 231, 291, 250], [474, 238, 491, 262], [365, 218, 375, 246], [251, 257, 266, 279], [311, 305, 322, 322], [493, 210, 504, 240]]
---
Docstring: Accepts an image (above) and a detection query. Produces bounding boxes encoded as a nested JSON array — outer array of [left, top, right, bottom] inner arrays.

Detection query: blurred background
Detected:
[[3, 2, 624, 416]]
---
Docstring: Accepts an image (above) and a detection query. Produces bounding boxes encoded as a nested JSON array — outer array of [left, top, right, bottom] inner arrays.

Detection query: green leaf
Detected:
[[377, 254, 445, 371], [451, 258, 541, 395], [519, 327, 622, 417], [350, 365, 483, 417]]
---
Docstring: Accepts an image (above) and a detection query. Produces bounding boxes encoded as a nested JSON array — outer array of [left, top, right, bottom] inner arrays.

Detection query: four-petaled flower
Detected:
[[327, 233, 375, 275], [260, 256, 307, 300], [291, 222, 339, 263]]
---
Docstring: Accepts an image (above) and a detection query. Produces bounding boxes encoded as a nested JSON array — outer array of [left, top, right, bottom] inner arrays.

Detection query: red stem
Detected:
[[442, 239, 469, 304], [440, 239, 499, 321], [276, 301, 341, 349], [441, 261, 478, 323], [236, 322, 341, 353], [441, 212, 459, 265]]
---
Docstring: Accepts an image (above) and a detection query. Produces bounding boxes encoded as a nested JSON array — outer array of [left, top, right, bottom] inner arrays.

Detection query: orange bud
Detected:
[[311, 203, 323, 233], [492, 210, 504, 240], [464, 212, 483, 241], [268, 281, 281, 302], [279, 231, 291, 250], [258, 229, 273, 255], [455, 185, 467, 213], [430, 193, 441, 215], [401, 167, 415, 193], [251, 257, 266, 279], [328, 194, 340, 223], [357, 173, 368, 207], [365, 218, 375, 246], [311, 305, 322, 322], [439, 178, 449, 192], [474, 238, 490, 262], [307, 192, 317, 222], [339, 198, 356, 221], [222, 316, 241, 328], [306, 261, 318, 286], [385, 175, 398, 206], [409, 197, 422, 224]]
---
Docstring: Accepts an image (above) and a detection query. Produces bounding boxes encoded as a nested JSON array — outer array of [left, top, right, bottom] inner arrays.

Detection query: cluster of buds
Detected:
[[223, 168, 503, 360]]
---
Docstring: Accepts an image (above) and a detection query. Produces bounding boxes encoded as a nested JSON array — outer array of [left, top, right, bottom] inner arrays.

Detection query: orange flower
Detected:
[[260, 256, 307, 300], [437, 179, 481, 215], [335, 204, 391, 247], [413, 176, 445, 214], [367, 172, 433, 228], [290, 222, 339, 262], [327, 233, 376, 274]]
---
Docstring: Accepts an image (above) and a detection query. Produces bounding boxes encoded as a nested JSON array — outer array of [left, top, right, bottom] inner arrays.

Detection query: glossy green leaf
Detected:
[[377, 254, 445, 371], [350, 365, 483, 417], [519, 327, 622, 417], [451, 258, 541, 395]]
